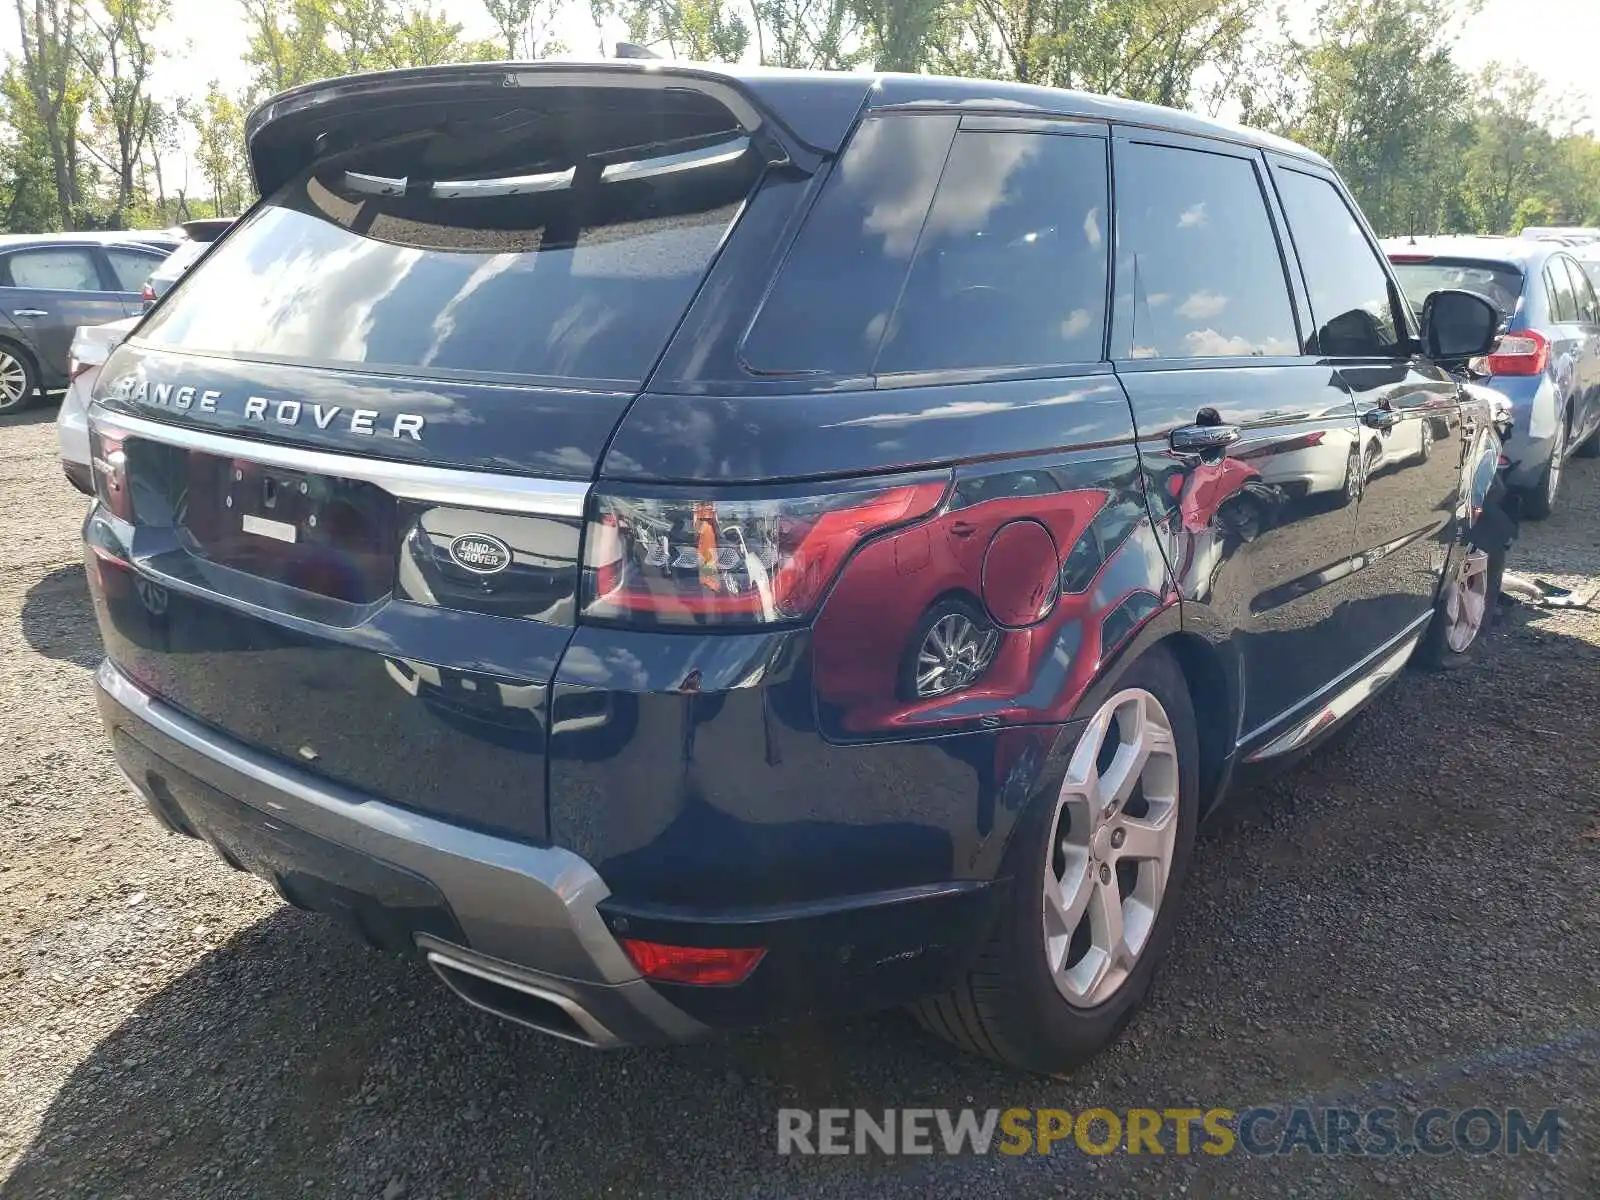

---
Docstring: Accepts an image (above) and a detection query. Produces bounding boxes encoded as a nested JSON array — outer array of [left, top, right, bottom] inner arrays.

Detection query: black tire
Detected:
[[1521, 412, 1568, 521], [1414, 545, 1505, 670], [910, 646, 1200, 1074], [0, 340, 39, 415]]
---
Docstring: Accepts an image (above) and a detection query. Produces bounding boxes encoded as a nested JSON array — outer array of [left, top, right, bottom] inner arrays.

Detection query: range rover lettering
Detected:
[[84, 62, 1508, 1072]]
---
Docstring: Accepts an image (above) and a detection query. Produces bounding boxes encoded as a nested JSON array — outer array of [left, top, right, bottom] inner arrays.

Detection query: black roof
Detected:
[[246, 60, 1328, 196]]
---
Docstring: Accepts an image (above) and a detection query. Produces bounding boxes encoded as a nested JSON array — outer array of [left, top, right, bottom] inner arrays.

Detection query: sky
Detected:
[[1, 0, 1595, 195]]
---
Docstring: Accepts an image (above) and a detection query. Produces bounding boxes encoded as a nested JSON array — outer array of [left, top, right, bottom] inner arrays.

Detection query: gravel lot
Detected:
[[2, 404, 1597, 1200]]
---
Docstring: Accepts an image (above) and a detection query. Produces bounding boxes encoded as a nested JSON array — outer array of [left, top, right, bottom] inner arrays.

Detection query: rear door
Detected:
[[0, 244, 128, 381], [1268, 159, 1459, 663], [86, 81, 773, 844], [1109, 130, 1367, 739]]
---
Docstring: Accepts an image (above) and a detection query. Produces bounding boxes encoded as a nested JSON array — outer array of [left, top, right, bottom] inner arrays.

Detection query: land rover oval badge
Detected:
[[448, 533, 512, 575]]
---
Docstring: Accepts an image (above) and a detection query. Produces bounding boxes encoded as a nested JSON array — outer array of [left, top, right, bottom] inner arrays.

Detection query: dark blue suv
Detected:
[[84, 62, 1509, 1072]]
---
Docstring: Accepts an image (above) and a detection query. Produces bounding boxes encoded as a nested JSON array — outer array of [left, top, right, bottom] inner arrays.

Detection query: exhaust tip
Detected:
[[425, 949, 617, 1048]]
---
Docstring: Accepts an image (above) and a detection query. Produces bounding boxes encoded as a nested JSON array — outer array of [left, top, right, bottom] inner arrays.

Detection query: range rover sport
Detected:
[[85, 62, 1509, 1073]]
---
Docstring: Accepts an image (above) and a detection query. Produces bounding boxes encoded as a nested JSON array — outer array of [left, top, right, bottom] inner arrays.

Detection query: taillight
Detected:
[[90, 426, 134, 521], [580, 476, 948, 627], [1480, 329, 1549, 377], [140, 282, 156, 305], [68, 357, 94, 382], [619, 939, 765, 986]]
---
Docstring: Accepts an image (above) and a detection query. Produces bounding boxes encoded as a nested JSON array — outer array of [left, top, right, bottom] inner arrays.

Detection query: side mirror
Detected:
[[1421, 289, 1499, 361]]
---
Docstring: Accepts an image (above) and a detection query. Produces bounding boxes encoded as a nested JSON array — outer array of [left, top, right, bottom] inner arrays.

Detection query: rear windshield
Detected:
[[138, 94, 762, 386], [1389, 259, 1524, 320]]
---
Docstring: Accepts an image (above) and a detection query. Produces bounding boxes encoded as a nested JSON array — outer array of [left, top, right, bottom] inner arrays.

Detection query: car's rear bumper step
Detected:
[[95, 659, 704, 1047]]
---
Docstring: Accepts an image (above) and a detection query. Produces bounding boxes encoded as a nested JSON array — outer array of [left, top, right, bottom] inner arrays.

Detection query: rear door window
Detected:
[[1273, 168, 1403, 357], [3, 247, 102, 291], [105, 247, 164, 292], [1545, 261, 1578, 323], [1561, 257, 1597, 323], [875, 130, 1109, 373], [1113, 140, 1297, 360], [742, 118, 1111, 378], [137, 93, 764, 386]]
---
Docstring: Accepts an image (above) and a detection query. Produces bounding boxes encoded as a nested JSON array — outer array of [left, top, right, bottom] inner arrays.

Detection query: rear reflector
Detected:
[[1387, 253, 1434, 264], [580, 476, 948, 627], [619, 939, 765, 985], [1481, 329, 1549, 377], [140, 282, 156, 304]]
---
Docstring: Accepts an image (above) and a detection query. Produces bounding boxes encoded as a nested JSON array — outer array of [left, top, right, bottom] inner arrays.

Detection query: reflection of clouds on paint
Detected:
[[1130, 345, 1161, 359], [421, 253, 518, 368], [1176, 290, 1228, 320], [1182, 329, 1297, 357], [1178, 203, 1208, 229], [1083, 207, 1103, 248], [1147, 292, 1172, 308], [1060, 309, 1094, 338]]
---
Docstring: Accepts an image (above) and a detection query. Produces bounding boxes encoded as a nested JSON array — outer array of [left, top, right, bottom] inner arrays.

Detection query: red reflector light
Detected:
[[140, 282, 156, 303], [581, 475, 948, 627], [1483, 329, 1549, 377], [68, 357, 94, 382], [619, 939, 765, 986]]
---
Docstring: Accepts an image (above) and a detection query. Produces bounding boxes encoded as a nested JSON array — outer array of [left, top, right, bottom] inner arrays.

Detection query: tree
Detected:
[[183, 81, 248, 216], [78, 0, 169, 226], [13, 0, 88, 225], [482, 0, 567, 58], [620, 0, 749, 60], [0, 61, 62, 231], [1242, 0, 1481, 236], [751, 0, 862, 68]]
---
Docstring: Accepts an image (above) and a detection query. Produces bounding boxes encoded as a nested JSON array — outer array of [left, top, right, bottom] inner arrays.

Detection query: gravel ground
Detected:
[[2, 405, 1597, 1200]]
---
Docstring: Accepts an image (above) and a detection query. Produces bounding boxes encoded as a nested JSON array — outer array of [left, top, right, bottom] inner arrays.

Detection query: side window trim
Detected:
[[1108, 128, 1304, 368], [1265, 157, 1412, 359]]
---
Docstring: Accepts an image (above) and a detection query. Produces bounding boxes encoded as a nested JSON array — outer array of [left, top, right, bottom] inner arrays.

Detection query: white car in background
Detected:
[[57, 315, 137, 494]]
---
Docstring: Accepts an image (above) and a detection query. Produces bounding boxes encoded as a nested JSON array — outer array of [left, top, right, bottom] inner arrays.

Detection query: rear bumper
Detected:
[[96, 659, 705, 1047], [96, 660, 1003, 1041]]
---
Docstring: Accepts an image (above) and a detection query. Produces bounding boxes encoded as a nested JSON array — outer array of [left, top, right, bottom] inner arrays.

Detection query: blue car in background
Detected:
[[1384, 236, 1600, 518]]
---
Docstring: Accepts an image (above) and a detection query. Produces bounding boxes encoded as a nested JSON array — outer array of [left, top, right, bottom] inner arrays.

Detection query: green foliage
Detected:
[[0, 0, 1596, 238]]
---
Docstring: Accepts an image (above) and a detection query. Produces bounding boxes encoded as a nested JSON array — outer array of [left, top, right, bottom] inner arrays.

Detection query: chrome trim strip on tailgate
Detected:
[[90, 408, 591, 517]]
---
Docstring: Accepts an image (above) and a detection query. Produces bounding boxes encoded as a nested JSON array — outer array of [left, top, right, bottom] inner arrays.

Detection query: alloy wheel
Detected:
[[0, 351, 28, 410], [1043, 688, 1180, 1008], [1442, 548, 1491, 654]]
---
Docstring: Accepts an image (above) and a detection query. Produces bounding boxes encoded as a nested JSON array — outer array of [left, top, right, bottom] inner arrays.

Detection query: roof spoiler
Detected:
[[244, 61, 868, 197]]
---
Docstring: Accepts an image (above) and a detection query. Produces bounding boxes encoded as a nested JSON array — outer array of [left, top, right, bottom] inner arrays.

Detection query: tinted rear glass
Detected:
[[139, 95, 761, 385], [1389, 260, 1524, 321]]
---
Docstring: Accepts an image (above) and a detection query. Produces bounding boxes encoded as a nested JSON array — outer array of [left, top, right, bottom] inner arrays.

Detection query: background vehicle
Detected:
[[57, 315, 137, 493], [142, 218, 235, 310], [86, 63, 1504, 1075], [0, 233, 172, 413], [1521, 226, 1600, 246], [1384, 235, 1600, 518]]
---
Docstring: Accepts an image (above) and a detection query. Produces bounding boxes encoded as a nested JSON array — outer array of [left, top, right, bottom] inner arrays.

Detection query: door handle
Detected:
[[1362, 408, 1401, 432], [12, 308, 47, 318], [1169, 423, 1241, 454]]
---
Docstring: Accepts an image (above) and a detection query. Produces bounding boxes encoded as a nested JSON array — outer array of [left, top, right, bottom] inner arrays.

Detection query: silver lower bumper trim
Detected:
[[96, 660, 705, 1045]]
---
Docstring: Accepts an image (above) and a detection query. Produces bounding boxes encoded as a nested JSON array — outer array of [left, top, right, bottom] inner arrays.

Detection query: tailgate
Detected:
[[82, 73, 784, 843], [86, 401, 583, 843]]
